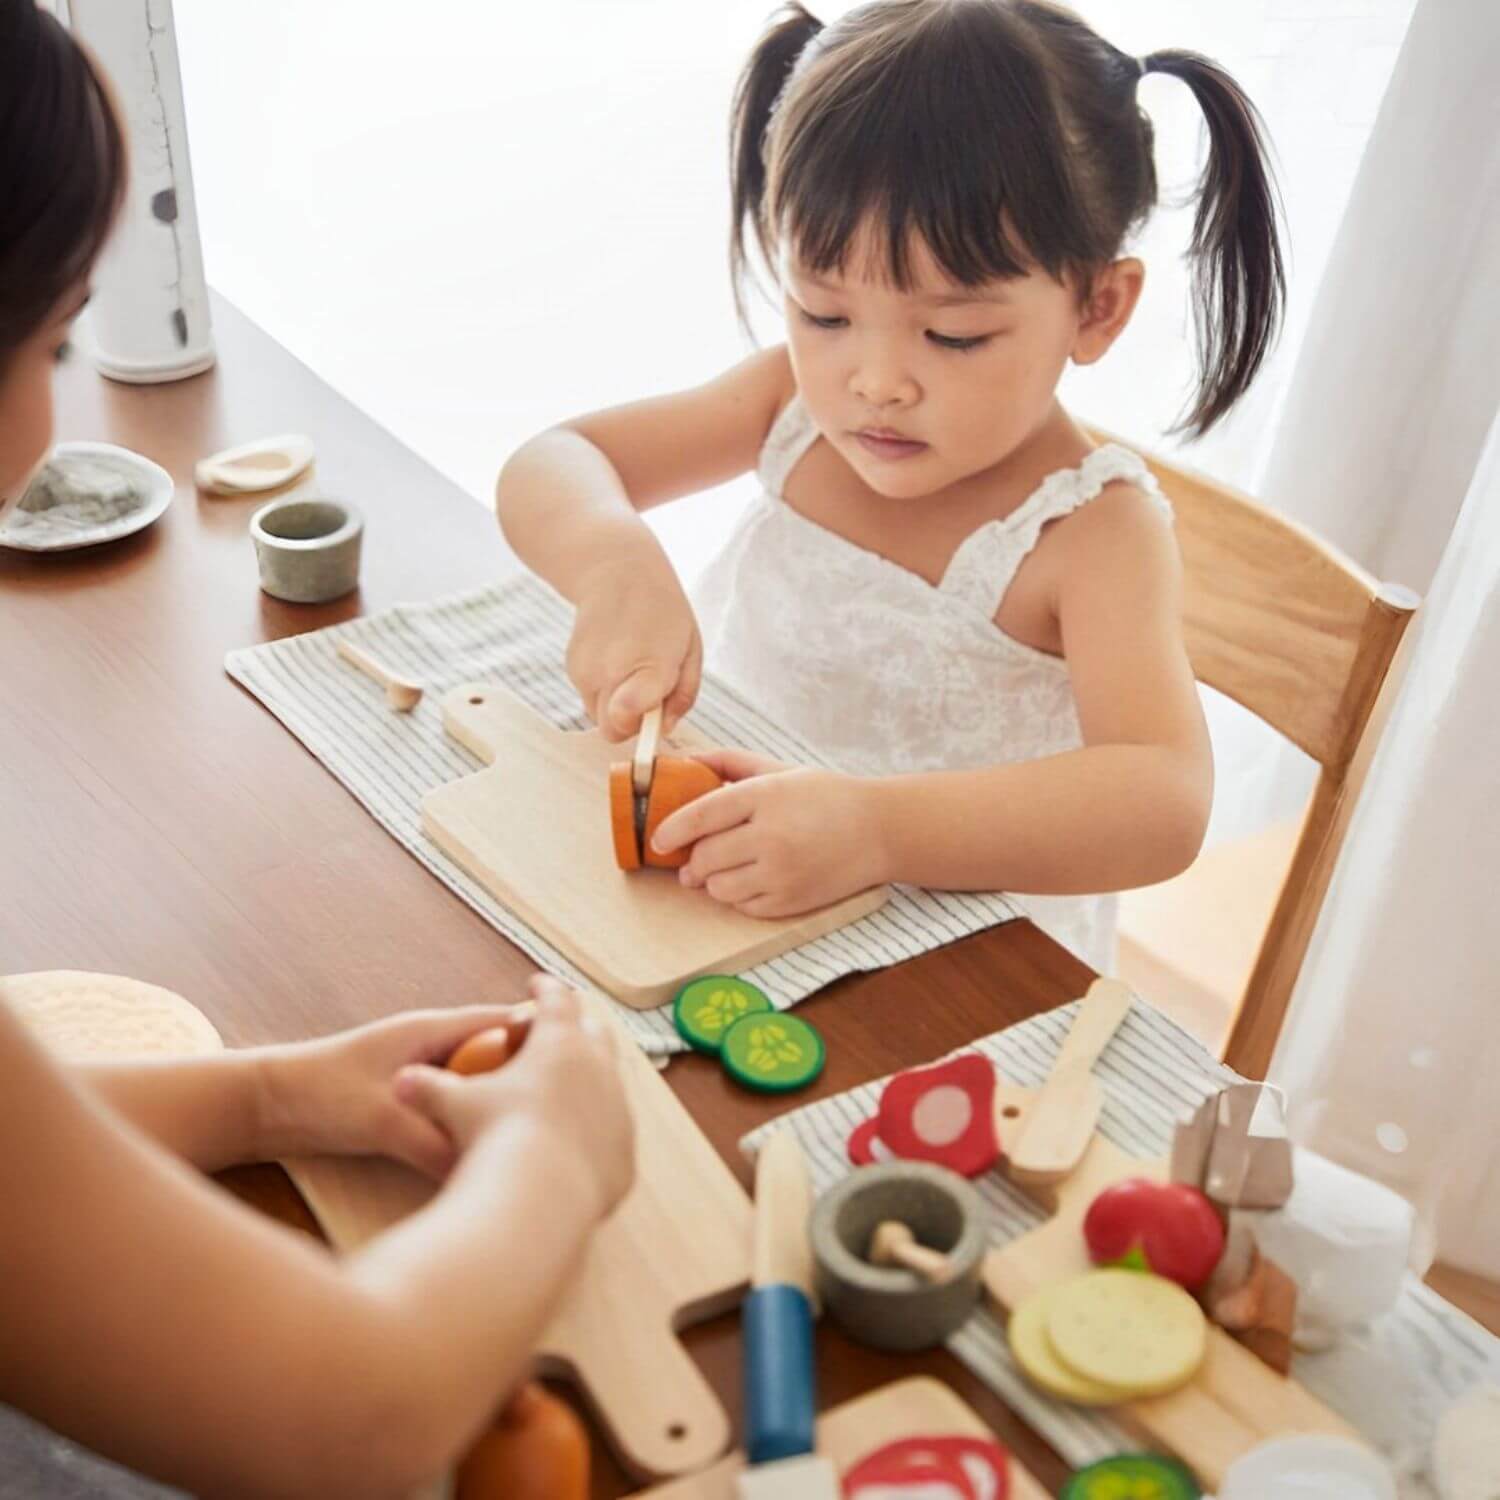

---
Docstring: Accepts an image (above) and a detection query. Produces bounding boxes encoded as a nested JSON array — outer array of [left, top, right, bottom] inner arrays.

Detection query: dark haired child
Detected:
[[0, 4, 632, 1493], [498, 0, 1287, 969]]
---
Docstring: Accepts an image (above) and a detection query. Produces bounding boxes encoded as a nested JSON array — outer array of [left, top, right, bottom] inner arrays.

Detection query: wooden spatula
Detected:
[[1004, 977, 1133, 1188]]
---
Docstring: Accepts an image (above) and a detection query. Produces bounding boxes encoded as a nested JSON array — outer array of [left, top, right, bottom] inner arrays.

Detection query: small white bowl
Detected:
[[1217, 1435, 1396, 1500]]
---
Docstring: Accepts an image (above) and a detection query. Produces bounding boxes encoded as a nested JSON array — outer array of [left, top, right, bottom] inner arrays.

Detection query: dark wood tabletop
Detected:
[[4, 292, 1095, 1498]]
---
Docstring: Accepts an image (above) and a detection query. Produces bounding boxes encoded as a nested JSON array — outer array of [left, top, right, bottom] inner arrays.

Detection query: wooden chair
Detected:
[[1089, 429, 1420, 1080]]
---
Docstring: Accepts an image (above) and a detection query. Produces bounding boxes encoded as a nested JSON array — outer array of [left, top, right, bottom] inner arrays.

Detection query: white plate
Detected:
[[0, 441, 175, 553]]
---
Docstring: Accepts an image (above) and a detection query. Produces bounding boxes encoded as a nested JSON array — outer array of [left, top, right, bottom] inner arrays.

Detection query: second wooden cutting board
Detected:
[[286, 991, 754, 1481], [420, 683, 889, 1009]]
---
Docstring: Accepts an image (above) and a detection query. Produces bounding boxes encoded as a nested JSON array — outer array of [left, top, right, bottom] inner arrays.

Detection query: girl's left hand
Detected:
[[649, 750, 888, 917], [256, 1004, 527, 1180]]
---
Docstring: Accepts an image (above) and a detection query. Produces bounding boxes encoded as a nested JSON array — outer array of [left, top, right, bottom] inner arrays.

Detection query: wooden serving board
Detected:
[[420, 684, 889, 1008], [983, 1130, 1364, 1494], [286, 988, 754, 1482], [626, 1376, 1052, 1498]]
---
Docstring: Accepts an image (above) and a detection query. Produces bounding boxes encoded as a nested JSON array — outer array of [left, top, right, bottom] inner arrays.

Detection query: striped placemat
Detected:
[[742, 1000, 1500, 1496], [224, 572, 1021, 1055]]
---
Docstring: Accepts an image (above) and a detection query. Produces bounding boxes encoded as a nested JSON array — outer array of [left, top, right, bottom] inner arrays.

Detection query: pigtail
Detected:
[[729, 3, 824, 330], [1142, 49, 1285, 435]]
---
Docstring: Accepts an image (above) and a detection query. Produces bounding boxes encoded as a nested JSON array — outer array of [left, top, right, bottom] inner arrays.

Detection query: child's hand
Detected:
[[257, 1003, 532, 1179], [568, 558, 702, 740], [650, 750, 889, 917], [393, 976, 635, 1223]]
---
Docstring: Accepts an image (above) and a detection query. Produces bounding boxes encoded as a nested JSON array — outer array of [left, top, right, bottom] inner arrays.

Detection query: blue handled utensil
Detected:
[[737, 1131, 839, 1498]]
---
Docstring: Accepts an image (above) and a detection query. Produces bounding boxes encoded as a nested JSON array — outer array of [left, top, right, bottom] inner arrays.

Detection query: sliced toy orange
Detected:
[[446, 1026, 518, 1076], [608, 762, 642, 871], [608, 754, 722, 871], [642, 756, 723, 869]]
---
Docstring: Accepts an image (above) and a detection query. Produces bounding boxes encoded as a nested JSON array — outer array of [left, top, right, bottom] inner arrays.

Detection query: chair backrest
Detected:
[[1091, 428, 1419, 1078]]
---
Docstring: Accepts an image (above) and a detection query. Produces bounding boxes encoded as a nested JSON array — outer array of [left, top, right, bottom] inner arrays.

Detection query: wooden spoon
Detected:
[[1004, 977, 1133, 1188], [336, 638, 424, 712]]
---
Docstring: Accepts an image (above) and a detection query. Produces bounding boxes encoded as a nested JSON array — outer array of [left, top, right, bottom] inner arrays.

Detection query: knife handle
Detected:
[[743, 1283, 817, 1465]]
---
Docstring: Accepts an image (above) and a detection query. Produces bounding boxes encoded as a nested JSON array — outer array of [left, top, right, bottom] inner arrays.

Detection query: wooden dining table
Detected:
[[1, 293, 1106, 1498]]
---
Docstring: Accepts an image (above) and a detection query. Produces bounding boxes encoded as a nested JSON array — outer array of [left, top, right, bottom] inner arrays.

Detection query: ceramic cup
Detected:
[[810, 1162, 986, 1352], [250, 495, 363, 604]]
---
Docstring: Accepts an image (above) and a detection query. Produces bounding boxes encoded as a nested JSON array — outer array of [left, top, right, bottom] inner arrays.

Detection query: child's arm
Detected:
[[496, 345, 791, 736], [72, 1003, 521, 1176], [654, 488, 1212, 909], [871, 486, 1212, 892], [0, 982, 631, 1500]]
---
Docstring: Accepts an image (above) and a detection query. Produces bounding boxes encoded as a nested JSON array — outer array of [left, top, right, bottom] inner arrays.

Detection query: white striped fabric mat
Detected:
[[224, 572, 1021, 1055], [742, 999, 1500, 1496]]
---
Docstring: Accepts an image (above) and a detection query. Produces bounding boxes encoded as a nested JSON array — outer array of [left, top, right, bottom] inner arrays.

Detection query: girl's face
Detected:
[[0, 286, 89, 521], [782, 225, 1140, 500]]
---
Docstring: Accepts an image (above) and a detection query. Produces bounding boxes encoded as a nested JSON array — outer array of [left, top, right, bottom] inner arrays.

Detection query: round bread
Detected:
[[1, 970, 223, 1060]]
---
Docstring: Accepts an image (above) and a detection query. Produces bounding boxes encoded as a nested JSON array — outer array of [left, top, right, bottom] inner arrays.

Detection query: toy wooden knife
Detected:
[[1005, 977, 1133, 1187], [738, 1131, 837, 1499]]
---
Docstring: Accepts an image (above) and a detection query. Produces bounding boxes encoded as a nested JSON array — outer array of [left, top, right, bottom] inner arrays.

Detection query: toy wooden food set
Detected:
[[837, 979, 1373, 1495], [419, 684, 889, 1007]]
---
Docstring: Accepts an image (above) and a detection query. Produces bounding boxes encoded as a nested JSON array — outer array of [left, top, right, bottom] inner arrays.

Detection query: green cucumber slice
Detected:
[[720, 1012, 825, 1093], [672, 975, 773, 1054], [1061, 1454, 1201, 1500]]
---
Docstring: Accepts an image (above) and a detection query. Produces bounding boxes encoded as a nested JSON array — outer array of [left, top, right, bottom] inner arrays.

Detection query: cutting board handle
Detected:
[[541, 1322, 731, 1480], [441, 683, 561, 765]]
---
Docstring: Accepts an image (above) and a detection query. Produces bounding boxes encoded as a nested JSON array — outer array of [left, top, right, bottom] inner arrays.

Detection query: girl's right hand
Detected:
[[567, 557, 703, 740], [392, 976, 635, 1223]]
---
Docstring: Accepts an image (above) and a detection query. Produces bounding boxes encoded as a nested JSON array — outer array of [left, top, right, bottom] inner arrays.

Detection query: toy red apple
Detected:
[[1083, 1178, 1226, 1291]]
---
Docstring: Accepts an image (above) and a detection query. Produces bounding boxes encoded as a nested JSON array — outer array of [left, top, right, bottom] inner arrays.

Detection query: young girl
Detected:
[[498, 0, 1284, 972], [0, 6, 632, 1495]]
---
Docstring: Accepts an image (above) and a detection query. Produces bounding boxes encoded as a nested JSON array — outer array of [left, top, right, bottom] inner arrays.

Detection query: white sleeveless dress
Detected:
[[692, 395, 1173, 974]]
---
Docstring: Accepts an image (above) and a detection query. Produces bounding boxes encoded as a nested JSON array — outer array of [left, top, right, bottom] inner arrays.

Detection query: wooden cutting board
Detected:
[[626, 1376, 1053, 1498], [420, 683, 889, 1008], [285, 987, 754, 1481], [983, 1130, 1365, 1494]]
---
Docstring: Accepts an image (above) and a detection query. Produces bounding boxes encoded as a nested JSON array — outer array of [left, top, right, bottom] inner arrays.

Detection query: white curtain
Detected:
[[1263, 0, 1500, 1278]]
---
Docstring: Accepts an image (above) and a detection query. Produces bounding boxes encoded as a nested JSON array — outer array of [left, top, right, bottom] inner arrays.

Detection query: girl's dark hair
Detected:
[[0, 0, 126, 362], [730, 0, 1285, 435]]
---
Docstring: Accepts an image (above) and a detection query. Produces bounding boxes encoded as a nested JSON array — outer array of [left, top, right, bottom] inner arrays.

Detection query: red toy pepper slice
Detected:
[[876, 1054, 1001, 1177], [844, 1435, 1010, 1500]]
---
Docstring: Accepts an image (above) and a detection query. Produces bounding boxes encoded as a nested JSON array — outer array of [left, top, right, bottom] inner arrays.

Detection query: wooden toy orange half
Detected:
[[642, 757, 723, 869], [446, 1026, 518, 1075], [609, 762, 642, 871], [455, 1382, 589, 1500], [609, 755, 723, 871]]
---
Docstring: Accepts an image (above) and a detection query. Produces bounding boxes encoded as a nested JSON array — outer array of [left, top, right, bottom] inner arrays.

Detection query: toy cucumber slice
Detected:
[[1061, 1454, 1200, 1500], [721, 1012, 825, 1092], [673, 975, 773, 1054]]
